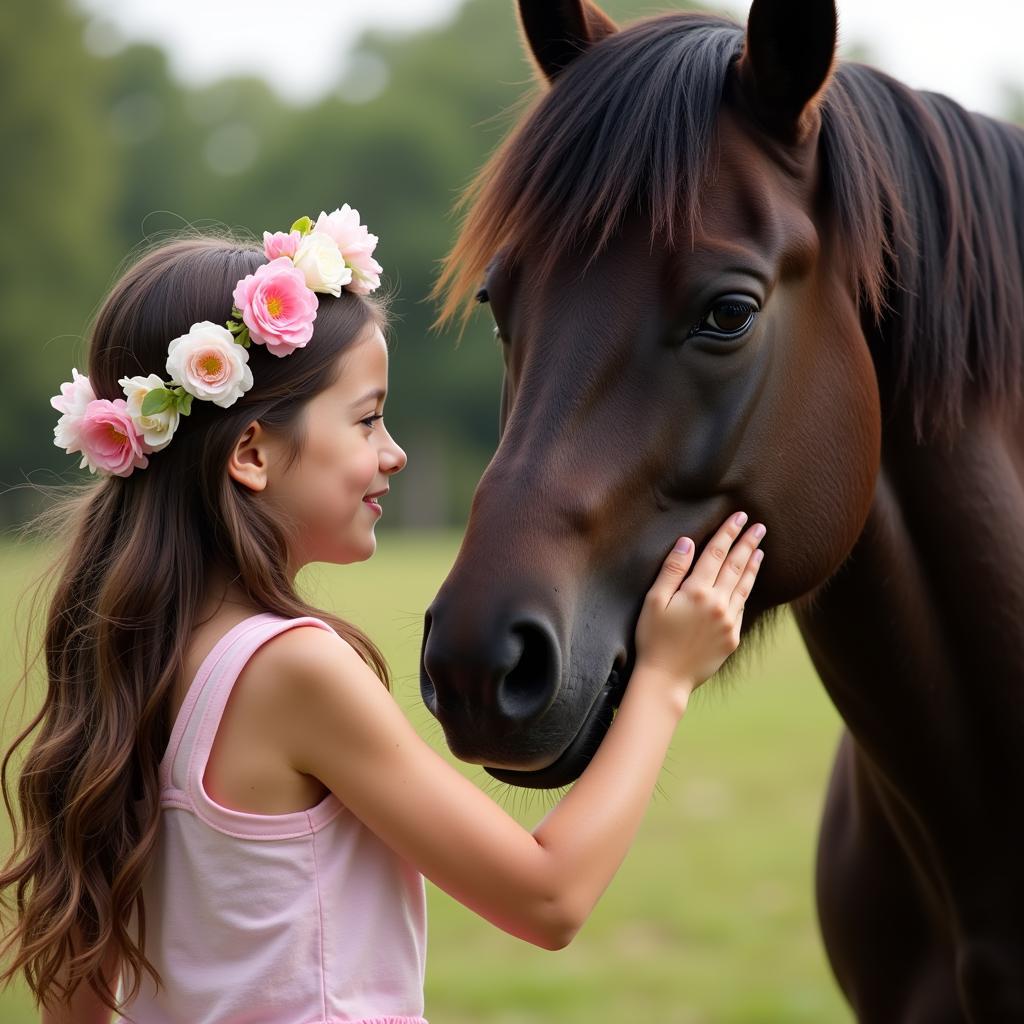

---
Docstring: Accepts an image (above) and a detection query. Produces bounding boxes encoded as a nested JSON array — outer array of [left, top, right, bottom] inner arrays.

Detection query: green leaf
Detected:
[[141, 388, 174, 416], [235, 326, 251, 349], [231, 306, 243, 319], [178, 392, 194, 416], [226, 318, 245, 335], [290, 215, 313, 236]]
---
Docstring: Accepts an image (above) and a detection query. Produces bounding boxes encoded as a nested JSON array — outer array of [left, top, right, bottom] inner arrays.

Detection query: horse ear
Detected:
[[517, 0, 618, 82], [735, 0, 838, 141]]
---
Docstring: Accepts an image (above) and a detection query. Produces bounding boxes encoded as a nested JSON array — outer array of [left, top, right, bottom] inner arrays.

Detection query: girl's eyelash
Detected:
[[361, 414, 384, 428]]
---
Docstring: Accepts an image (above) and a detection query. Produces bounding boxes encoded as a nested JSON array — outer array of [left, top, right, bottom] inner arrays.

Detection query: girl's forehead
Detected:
[[332, 327, 389, 399]]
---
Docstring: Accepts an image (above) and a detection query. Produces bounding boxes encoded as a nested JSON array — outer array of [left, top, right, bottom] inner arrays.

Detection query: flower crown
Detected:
[[51, 207, 381, 479]]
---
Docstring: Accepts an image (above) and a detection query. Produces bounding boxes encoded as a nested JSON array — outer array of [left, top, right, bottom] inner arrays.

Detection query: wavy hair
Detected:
[[0, 236, 391, 1015]]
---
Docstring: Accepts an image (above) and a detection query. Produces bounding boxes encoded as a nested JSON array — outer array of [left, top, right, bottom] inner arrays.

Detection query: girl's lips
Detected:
[[363, 496, 383, 516]]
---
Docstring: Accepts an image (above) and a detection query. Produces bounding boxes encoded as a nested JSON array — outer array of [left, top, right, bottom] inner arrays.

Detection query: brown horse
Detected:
[[422, 0, 1024, 1018]]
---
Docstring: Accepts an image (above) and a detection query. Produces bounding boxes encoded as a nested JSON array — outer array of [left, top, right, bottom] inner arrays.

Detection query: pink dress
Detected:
[[115, 612, 428, 1024]]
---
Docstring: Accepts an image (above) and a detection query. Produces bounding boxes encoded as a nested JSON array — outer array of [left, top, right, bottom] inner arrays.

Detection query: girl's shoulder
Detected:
[[184, 613, 368, 817], [175, 613, 331, 712], [245, 617, 356, 682], [224, 617, 377, 736], [220, 615, 361, 718]]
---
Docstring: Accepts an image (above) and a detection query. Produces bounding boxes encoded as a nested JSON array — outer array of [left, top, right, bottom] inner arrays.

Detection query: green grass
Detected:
[[0, 532, 852, 1023]]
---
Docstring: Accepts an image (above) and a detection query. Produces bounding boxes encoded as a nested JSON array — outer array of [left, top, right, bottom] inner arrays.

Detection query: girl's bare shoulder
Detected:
[[238, 622, 380, 720]]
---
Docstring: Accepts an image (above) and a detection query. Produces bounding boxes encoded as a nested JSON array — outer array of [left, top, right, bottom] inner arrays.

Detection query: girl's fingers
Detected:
[[646, 537, 696, 607], [714, 523, 766, 593], [729, 548, 765, 615], [687, 512, 748, 588]]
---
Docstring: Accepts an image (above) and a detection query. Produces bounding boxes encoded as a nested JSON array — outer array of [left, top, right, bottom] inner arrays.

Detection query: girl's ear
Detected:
[[517, 0, 618, 83], [734, 0, 838, 142], [228, 422, 270, 493]]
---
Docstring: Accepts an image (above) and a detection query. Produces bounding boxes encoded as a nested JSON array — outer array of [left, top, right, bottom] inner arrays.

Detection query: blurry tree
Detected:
[[0, 0, 117, 522]]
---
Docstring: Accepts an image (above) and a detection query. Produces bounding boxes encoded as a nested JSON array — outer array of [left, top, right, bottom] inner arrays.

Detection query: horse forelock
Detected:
[[435, 9, 1024, 442], [433, 13, 745, 324]]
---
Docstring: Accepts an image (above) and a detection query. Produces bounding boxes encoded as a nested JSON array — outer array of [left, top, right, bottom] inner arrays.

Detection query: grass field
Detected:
[[0, 532, 852, 1023]]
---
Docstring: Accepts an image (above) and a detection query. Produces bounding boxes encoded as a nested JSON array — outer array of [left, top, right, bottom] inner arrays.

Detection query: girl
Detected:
[[0, 210, 765, 1024]]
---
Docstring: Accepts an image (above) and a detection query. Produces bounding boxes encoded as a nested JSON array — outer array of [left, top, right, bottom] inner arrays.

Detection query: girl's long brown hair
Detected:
[[0, 236, 391, 1015]]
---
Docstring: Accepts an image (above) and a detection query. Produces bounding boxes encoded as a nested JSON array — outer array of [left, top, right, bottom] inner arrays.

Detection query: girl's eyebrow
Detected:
[[350, 388, 387, 408]]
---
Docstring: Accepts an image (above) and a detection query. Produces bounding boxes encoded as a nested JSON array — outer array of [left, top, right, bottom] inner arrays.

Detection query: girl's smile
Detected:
[[363, 486, 388, 515]]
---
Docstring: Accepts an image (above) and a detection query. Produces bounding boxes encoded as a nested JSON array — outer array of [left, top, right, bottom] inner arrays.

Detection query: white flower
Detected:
[[119, 372, 180, 452], [166, 321, 253, 408], [292, 231, 352, 297], [312, 206, 382, 294], [51, 367, 97, 453]]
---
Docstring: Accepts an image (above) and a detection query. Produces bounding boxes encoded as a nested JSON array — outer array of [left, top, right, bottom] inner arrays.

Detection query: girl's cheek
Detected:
[[357, 448, 379, 489]]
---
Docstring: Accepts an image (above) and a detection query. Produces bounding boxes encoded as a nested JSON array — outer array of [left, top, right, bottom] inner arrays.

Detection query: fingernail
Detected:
[[752, 523, 766, 540], [733, 511, 748, 527], [673, 537, 693, 554], [753, 549, 765, 564]]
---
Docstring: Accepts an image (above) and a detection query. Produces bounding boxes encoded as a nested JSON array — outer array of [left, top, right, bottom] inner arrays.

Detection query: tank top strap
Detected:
[[160, 612, 336, 801]]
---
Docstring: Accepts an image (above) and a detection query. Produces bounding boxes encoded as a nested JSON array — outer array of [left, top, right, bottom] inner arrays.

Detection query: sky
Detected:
[[76, 0, 1024, 117]]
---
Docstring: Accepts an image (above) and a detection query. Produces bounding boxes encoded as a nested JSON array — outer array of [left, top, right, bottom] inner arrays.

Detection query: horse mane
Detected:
[[434, 12, 1024, 441]]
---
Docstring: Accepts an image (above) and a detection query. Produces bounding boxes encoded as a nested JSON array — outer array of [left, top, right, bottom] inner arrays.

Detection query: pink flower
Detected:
[[75, 399, 150, 477], [263, 230, 301, 261], [166, 322, 253, 407], [312, 206, 382, 294], [51, 368, 98, 454], [231, 257, 318, 357], [50, 367, 96, 416]]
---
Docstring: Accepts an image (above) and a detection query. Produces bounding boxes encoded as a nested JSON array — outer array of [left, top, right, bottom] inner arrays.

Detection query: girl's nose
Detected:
[[381, 431, 407, 474]]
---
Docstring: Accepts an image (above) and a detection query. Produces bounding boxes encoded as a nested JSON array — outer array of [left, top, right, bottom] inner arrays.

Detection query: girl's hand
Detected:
[[634, 511, 765, 701]]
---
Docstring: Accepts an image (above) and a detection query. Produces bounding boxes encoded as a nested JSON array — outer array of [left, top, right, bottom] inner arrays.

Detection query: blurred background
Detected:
[[2, 0, 1022, 1020]]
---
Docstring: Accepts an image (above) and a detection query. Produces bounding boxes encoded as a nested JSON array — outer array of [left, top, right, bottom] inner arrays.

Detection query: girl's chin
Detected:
[[325, 533, 377, 565], [352, 532, 378, 561]]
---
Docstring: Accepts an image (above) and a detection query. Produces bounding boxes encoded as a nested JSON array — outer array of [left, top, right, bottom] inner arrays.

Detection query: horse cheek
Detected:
[[759, 297, 880, 603]]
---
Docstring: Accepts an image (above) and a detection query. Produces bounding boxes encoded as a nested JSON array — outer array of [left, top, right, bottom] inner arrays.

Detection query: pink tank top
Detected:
[[115, 612, 428, 1024]]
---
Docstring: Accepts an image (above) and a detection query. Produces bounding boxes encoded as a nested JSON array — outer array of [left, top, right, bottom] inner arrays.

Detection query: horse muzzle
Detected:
[[420, 586, 630, 788]]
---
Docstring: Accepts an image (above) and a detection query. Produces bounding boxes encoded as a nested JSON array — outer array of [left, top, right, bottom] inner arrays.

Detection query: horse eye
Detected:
[[689, 296, 759, 341], [476, 287, 490, 304], [707, 301, 755, 333]]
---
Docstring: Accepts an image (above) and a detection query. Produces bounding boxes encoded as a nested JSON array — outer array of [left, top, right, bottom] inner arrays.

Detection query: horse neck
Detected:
[[792, 386, 1024, 800]]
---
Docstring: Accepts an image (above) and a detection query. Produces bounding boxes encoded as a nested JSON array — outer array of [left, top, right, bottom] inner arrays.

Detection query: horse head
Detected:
[[421, 0, 882, 787]]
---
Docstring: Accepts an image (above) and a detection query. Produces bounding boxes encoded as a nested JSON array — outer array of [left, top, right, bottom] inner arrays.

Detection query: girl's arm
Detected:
[[39, 927, 118, 1024], [41, 988, 114, 1024], [283, 515, 762, 949]]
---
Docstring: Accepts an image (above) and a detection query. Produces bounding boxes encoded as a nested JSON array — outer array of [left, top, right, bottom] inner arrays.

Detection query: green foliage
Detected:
[[139, 388, 173, 416], [0, 0, 115, 518], [139, 386, 191, 417], [226, 309, 251, 349]]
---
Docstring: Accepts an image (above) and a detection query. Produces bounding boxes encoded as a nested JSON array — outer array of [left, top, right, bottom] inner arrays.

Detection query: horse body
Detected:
[[424, 2, 1024, 1016], [801, 389, 1024, 1019]]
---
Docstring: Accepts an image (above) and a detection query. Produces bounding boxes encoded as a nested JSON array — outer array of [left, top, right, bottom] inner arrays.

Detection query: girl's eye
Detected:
[[361, 414, 384, 429], [688, 297, 759, 341]]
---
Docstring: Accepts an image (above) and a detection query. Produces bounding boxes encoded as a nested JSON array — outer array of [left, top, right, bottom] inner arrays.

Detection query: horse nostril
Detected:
[[497, 620, 560, 725], [419, 609, 438, 713], [421, 603, 562, 737]]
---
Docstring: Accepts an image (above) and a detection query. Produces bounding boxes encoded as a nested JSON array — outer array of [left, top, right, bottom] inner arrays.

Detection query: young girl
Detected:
[[0, 209, 765, 1024]]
